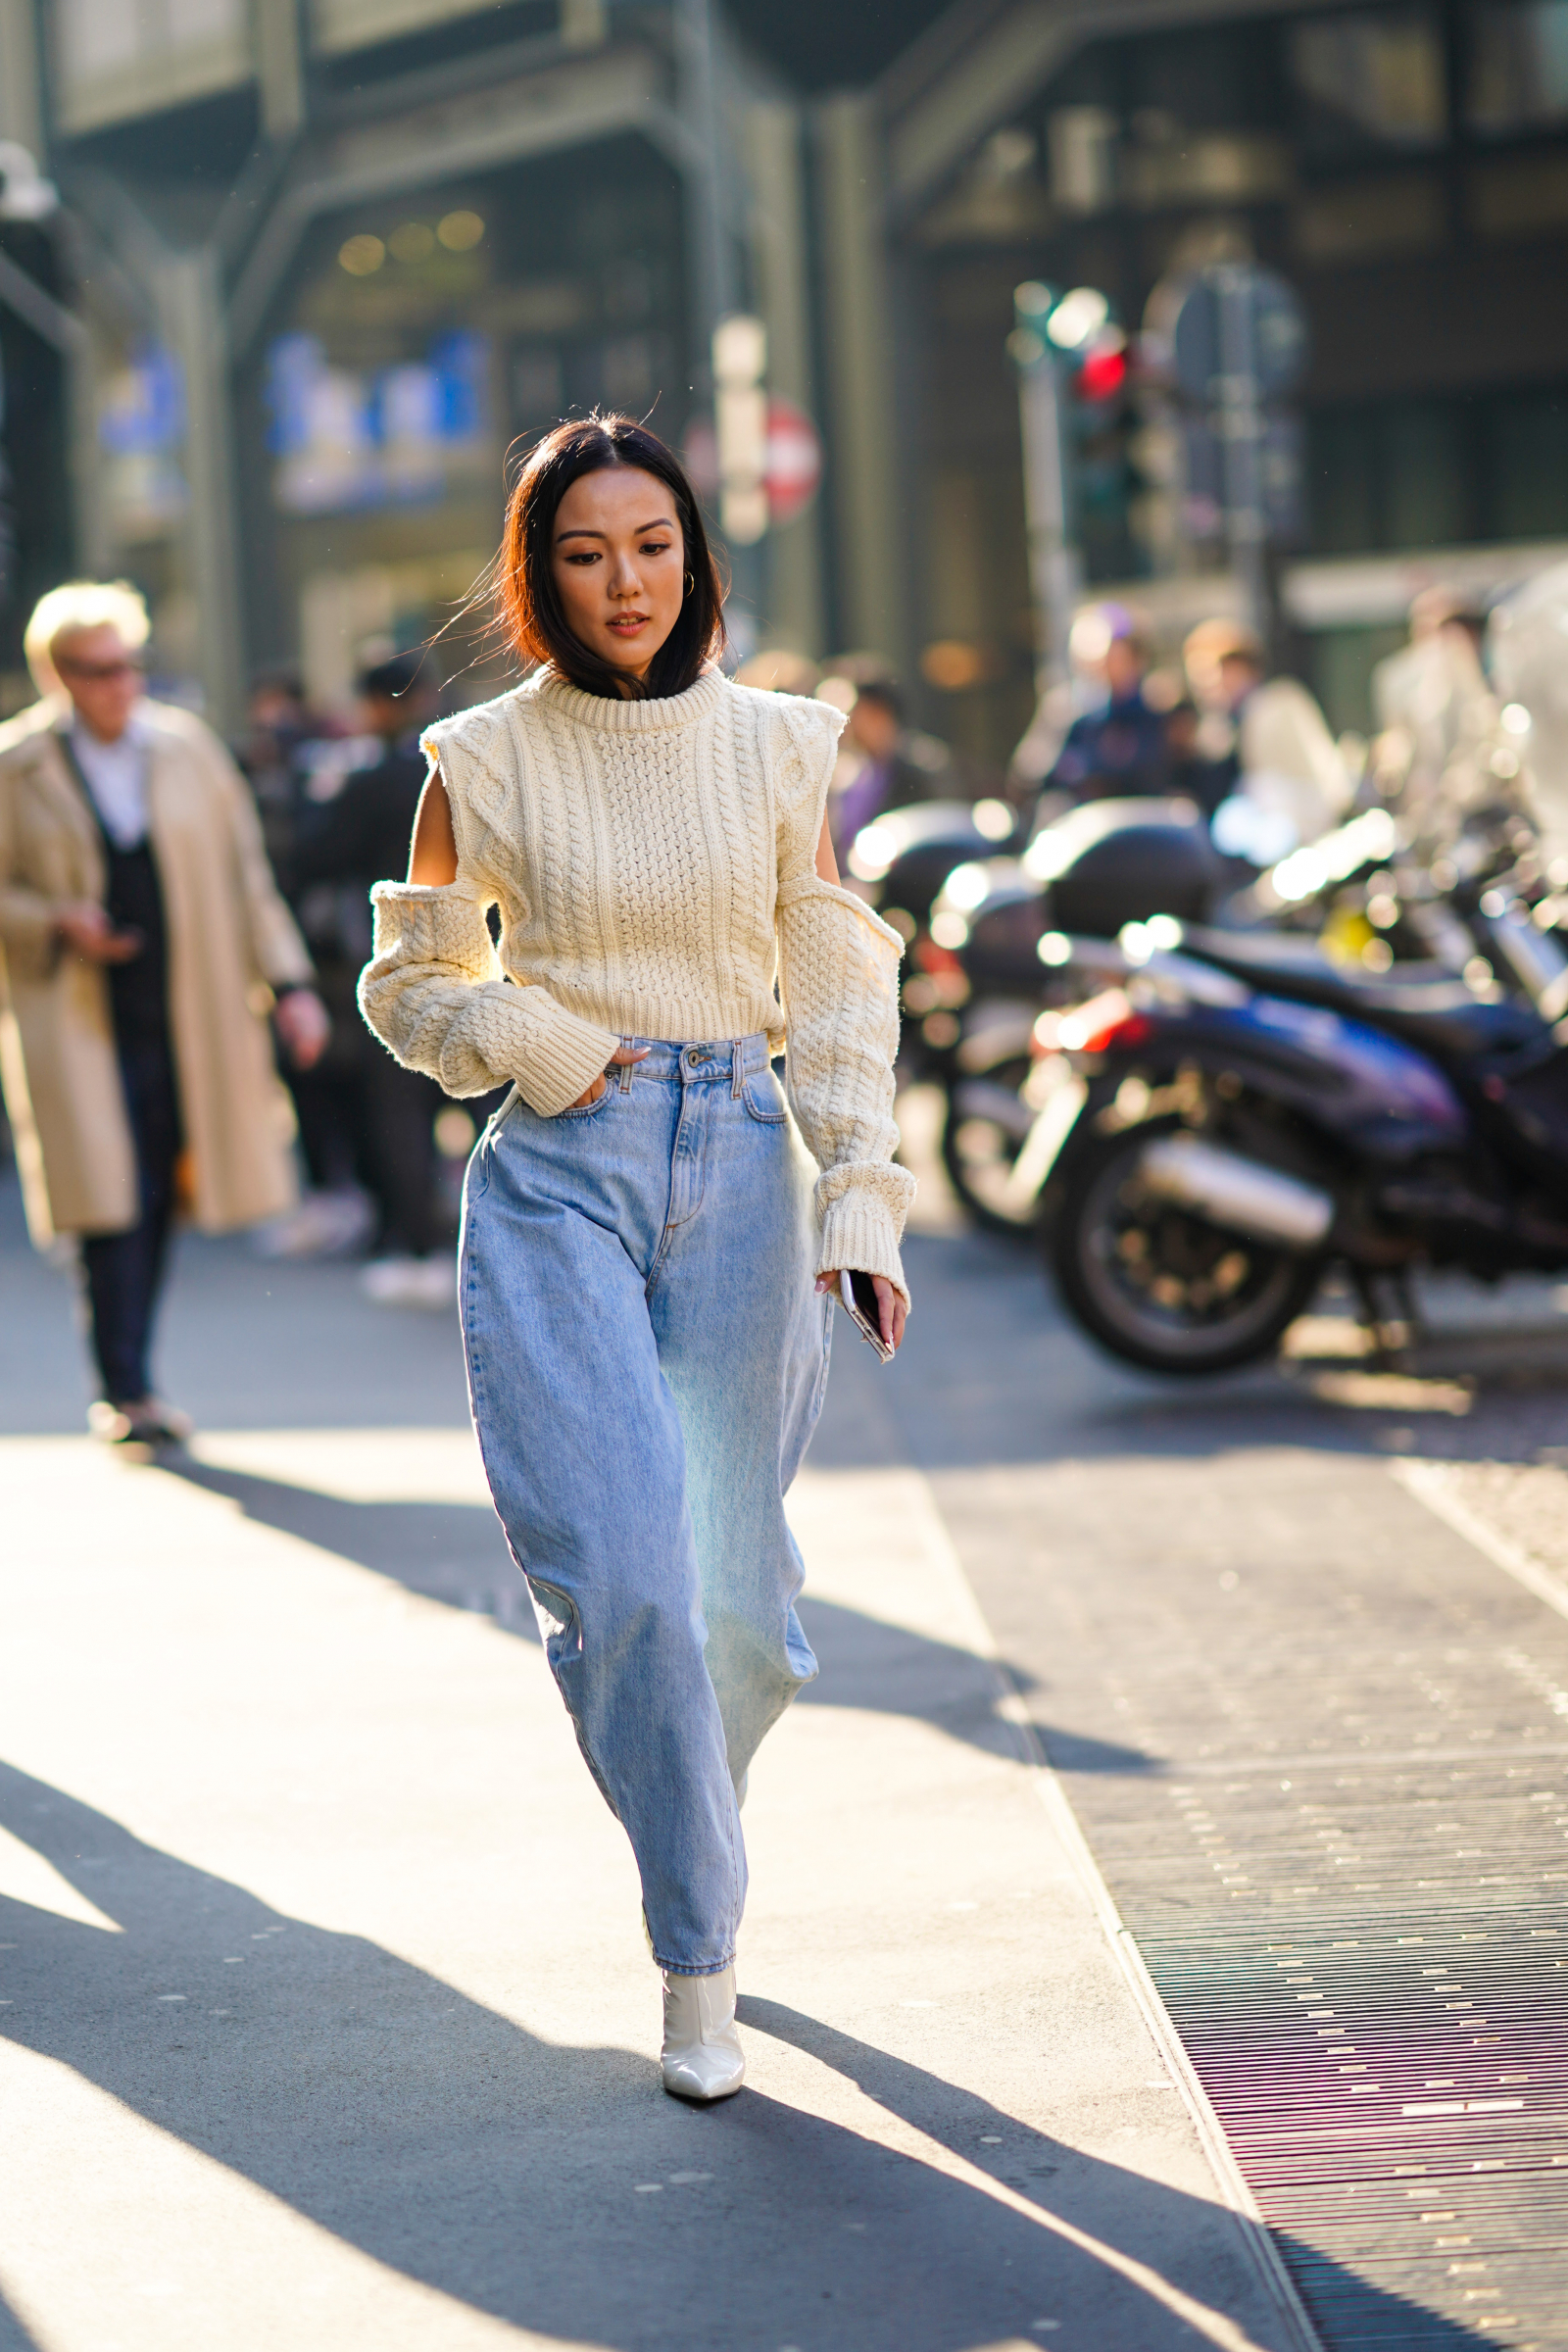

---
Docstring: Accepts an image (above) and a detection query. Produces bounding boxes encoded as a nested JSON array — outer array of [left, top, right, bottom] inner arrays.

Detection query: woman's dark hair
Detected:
[[497, 414, 726, 700]]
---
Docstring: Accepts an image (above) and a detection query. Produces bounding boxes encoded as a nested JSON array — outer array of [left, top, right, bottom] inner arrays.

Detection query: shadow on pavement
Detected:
[[0, 2291, 43, 2351], [0, 1760, 1490, 2351], [741, 2000, 1494, 2352], [154, 1457, 1144, 1776], [160, 1453, 533, 1630]]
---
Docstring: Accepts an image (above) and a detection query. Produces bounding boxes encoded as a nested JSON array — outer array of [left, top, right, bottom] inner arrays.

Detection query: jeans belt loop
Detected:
[[617, 1039, 635, 1094], [731, 1039, 744, 1099]]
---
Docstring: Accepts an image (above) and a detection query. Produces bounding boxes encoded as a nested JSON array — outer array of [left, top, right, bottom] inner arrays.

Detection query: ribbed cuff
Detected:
[[502, 994, 621, 1118], [817, 1192, 910, 1313]]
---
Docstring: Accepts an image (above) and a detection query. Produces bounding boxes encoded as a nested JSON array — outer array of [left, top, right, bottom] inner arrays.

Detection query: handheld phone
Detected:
[[836, 1268, 894, 1365]]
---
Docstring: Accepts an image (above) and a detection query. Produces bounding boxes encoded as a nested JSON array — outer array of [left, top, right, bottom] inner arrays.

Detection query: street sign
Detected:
[[681, 399, 820, 533], [1140, 261, 1309, 641], [1163, 264, 1308, 406], [1180, 411, 1304, 546], [764, 396, 820, 525]]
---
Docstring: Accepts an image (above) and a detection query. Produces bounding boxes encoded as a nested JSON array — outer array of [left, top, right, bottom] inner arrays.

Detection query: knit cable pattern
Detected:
[[357, 669, 914, 1301], [359, 884, 620, 1113]]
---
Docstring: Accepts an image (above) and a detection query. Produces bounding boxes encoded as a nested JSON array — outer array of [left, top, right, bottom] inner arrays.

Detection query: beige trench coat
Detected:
[[0, 696, 313, 1245]]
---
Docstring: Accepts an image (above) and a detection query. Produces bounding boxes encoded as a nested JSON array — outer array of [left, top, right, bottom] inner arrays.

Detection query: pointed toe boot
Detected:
[[661, 1964, 745, 2102]]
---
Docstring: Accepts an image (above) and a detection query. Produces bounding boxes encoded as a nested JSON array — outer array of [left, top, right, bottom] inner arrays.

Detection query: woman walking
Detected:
[[360, 416, 911, 2101], [0, 581, 327, 1443]]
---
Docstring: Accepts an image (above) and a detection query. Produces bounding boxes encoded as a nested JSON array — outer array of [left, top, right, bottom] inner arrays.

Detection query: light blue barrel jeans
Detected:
[[461, 1034, 832, 1976]]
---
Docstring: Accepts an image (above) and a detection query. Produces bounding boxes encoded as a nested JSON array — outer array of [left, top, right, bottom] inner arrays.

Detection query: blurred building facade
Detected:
[[1, 0, 1566, 758]]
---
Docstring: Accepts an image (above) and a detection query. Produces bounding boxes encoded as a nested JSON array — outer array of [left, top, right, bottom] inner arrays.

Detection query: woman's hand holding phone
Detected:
[[815, 1267, 906, 1356]]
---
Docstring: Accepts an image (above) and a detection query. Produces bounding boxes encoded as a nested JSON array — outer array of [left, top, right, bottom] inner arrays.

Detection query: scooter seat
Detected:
[[1182, 927, 1545, 1060]]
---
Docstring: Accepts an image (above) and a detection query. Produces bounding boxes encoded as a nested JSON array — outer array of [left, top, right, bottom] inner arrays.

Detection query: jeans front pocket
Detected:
[[557, 1077, 615, 1122], [741, 1067, 789, 1124]]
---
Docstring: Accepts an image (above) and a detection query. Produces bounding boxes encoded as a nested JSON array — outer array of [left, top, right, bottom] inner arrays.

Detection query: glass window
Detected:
[[1309, 409, 1380, 552], [1383, 404, 1467, 547], [1487, 391, 1568, 537], [1308, 402, 1469, 552], [313, 0, 492, 58], [1309, 388, 1568, 555], [54, 0, 249, 130], [1468, 1, 1568, 135], [1289, 8, 1447, 149]]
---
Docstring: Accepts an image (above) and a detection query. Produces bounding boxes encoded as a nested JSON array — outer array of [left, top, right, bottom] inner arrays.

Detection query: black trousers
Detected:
[[278, 959, 446, 1256], [363, 1052, 445, 1257], [80, 1031, 182, 1404]]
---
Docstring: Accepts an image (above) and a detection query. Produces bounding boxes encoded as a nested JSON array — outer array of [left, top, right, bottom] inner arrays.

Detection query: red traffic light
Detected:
[[1074, 343, 1129, 402]]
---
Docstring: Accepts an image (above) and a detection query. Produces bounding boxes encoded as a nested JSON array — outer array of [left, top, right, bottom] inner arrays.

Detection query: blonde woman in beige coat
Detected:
[[0, 582, 326, 1442]]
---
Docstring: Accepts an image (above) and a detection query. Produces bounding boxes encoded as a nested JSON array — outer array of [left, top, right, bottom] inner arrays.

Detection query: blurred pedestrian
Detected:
[[0, 581, 327, 1444], [1161, 695, 1232, 817], [234, 672, 372, 1252], [1184, 618, 1350, 854], [1045, 604, 1169, 805], [361, 416, 911, 2101], [1371, 589, 1494, 841], [824, 667, 957, 858], [235, 672, 315, 874], [289, 653, 453, 1305]]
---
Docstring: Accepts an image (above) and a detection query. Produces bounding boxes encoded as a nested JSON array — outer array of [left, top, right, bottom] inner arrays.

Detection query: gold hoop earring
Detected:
[[684, 571, 696, 598]]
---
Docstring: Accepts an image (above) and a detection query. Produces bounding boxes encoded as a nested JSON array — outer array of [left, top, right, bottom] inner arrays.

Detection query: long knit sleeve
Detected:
[[770, 697, 915, 1307], [359, 879, 619, 1115]]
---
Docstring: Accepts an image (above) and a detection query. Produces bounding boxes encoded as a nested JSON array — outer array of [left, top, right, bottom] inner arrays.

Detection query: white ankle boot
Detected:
[[661, 1964, 745, 2102]]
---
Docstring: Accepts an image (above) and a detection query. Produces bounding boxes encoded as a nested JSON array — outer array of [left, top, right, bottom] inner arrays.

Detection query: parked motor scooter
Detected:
[[930, 798, 1223, 1232], [942, 768, 1568, 1238], [842, 798, 1019, 1082], [1035, 920, 1568, 1374]]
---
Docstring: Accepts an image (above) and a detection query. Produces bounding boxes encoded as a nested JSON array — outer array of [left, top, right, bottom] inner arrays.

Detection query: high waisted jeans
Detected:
[[461, 1034, 832, 1975]]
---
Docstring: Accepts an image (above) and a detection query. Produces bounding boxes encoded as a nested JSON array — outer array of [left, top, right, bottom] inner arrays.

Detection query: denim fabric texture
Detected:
[[461, 1033, 832, 1976]]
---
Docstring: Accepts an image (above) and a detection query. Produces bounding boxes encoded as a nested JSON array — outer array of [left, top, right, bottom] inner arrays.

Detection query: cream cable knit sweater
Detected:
[[358, 668, 915, 1301]]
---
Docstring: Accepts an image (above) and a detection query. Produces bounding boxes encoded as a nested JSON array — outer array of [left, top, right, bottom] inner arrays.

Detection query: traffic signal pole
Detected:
[[1010, 288, 1081, 695], [1214, 263, 1269, 647]]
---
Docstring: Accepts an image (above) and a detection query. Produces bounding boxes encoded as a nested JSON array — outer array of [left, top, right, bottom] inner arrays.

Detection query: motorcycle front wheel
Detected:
[[1049, 1115, 1322, 1375], [941, 1055, 1039, 1236]]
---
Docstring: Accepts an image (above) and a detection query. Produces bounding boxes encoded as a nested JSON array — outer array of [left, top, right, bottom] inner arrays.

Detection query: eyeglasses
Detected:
[[58, 656, 147, 683]]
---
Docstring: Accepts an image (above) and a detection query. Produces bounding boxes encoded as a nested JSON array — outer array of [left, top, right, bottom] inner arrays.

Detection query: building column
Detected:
[[0, 0, 43, 156], [746, 99, 825, 658], [252, 0, 306, 143], [63, 283, 110, 583], [813, 93, 906, 670], [157, 248, 245, 732]]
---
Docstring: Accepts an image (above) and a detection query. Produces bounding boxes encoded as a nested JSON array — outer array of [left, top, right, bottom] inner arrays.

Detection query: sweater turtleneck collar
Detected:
[[530, 667, 728, 734]]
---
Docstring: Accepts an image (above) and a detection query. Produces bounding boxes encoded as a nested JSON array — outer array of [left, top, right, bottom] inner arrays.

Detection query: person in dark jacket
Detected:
[[1162, 695, 1236, 817], [289, 654, 452, 1306], [827, 673, 959, 859], [1047, 605, 1170, 804]]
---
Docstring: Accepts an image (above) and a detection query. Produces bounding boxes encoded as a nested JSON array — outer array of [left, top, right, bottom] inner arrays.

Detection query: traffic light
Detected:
[[1048, 289, 1138, 571]]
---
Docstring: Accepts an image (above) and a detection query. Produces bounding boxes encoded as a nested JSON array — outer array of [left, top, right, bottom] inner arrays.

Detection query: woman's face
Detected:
[[550, 466, 686, 681]]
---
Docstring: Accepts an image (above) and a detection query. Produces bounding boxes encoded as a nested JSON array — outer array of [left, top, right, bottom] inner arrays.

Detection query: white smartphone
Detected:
[[837, 1268, 894, 1365]]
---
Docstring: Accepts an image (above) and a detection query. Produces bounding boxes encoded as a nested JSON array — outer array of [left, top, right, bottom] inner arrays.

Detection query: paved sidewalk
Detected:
[[0, 1348, 1300, 2349], [15, 1159, 1566, 2347]]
